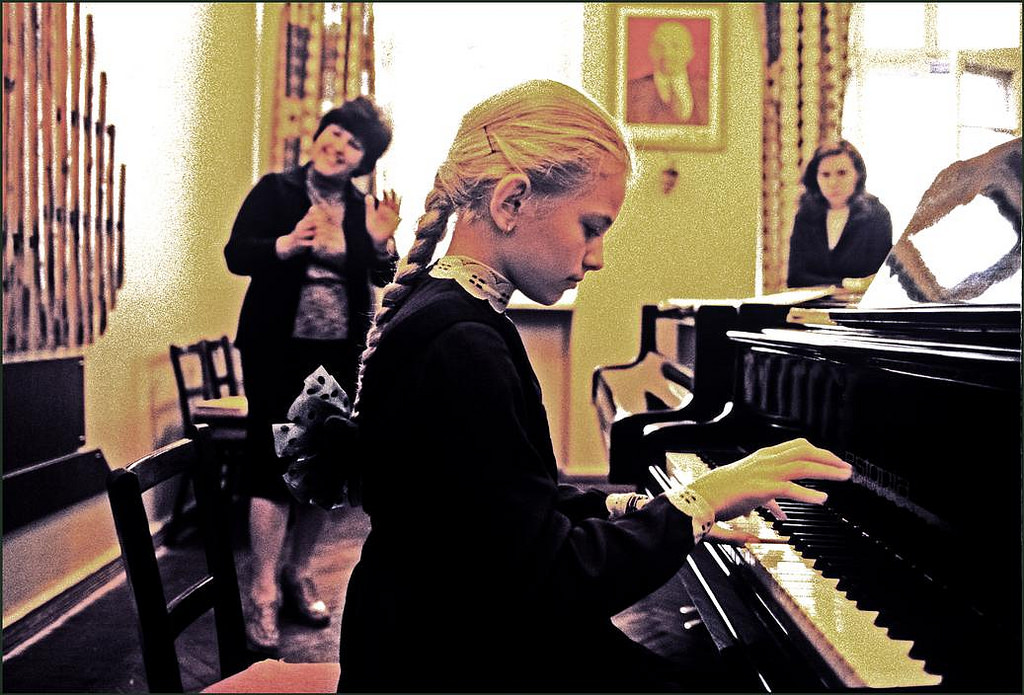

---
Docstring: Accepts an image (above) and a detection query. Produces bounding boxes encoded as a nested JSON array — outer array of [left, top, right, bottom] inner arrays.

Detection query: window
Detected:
[[958, 56, 1019, 157], [843, 3, 1021, 239], [373, 3, 584, 262]]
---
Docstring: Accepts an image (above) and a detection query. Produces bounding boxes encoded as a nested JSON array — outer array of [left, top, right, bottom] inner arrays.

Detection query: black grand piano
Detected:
[[597, 139, 1022, 691], [592, 287, 843, 485]]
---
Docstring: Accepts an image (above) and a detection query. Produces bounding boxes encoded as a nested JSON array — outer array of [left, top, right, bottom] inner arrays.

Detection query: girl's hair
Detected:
[[354, 80, 632, 410], [800, 139, 868, 207]]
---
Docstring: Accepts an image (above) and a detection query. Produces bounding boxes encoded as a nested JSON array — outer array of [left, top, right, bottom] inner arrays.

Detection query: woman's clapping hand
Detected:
[[365, 189, 401, 246]]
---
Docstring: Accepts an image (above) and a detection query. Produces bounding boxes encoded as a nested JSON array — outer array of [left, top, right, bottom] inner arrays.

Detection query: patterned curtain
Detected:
[[269, 2, 376, 173], [761, 2, 852, 293]]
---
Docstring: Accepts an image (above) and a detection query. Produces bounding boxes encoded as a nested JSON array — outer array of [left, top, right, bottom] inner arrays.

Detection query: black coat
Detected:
[[787, 193, 893, 288], [225, 164, 396, 355], [338, 277, 699, 692]]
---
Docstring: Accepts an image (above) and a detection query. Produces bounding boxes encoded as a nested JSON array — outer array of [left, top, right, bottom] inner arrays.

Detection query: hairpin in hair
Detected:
[[483, 124, 499, 154]]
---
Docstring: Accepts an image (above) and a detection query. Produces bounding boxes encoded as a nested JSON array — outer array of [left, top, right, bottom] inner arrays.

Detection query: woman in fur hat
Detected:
[[225, 95, 400, 654]]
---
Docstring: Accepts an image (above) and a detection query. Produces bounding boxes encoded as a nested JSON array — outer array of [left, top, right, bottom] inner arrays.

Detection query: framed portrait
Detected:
[[614, 3, 725, 151]]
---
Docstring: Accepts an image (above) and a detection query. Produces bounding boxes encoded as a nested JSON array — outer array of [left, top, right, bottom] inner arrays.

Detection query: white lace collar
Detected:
[[429, 255, 515, 313]]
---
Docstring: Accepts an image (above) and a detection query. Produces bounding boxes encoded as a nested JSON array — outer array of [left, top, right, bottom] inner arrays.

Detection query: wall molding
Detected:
[[2, 525, 172, 657]]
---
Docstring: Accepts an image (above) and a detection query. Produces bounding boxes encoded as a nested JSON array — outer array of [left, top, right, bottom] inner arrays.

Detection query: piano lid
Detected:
[[860, 137, 1022, 310]]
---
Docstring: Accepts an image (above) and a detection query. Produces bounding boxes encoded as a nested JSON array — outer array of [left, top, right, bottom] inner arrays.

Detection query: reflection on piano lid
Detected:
[[861, 137, 1022, 309]]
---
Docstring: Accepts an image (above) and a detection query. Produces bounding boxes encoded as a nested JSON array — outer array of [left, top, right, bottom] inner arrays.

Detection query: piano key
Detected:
[[662, 452, 942, 688], [777, 539, 961, 679], [745, 543, 941, 688]]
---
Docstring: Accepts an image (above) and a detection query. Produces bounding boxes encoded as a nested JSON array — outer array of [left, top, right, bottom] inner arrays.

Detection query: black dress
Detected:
[[224, 164, 396, 501], [337, 275, 706, 692]]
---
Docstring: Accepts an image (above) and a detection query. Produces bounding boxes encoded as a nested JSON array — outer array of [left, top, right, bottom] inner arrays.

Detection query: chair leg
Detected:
[[164, 474, 197, 546]]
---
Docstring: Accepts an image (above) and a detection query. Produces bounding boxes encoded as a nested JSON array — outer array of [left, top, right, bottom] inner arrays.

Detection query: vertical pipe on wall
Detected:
[[25, 3, 41, 352], [52, 2, 70, 347], [2, 3, 22, 350], [95, 71, 107, 334], [81, 13, 94, 344], [68, 2, 82, 347]]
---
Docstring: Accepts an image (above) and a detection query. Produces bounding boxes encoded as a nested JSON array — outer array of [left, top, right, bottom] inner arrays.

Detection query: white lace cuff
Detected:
[[665, 486, 716, 543], [605, 492, 651, 519]]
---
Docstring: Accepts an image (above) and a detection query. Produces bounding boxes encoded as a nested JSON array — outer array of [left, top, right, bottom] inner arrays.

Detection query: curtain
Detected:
[[761, 2, 852, 293], [269, 2, 376, 173]]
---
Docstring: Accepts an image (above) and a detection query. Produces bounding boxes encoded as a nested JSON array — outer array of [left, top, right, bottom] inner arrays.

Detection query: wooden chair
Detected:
[[106, 425, 253, 692], [201, 659, 340, 693], [192, 336, 248, 445], [168, 338, 248, 543], [169, 337, 247, 437], [170, 341, 213, 433], [200, 335, 242, 399]]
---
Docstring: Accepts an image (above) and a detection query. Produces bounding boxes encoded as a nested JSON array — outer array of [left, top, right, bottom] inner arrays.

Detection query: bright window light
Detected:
[[862, 3, 925, 50], [844, 3, 1021, 240], [959, 70, 1015, 129], [372, 3, 584, 261], [938, 3, 1023, 50]]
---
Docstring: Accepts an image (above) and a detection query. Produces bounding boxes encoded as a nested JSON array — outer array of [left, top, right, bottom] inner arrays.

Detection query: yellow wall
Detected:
[[567, 3, 763, 473], [3, 3, 264, 624]]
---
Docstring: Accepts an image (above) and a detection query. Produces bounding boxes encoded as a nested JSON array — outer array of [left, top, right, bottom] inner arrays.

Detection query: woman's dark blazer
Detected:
[[225, 163, 396, 356], [787, 193, 893, 288]]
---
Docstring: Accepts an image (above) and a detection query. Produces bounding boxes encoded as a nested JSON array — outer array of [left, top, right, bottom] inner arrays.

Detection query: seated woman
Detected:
[[787, 139, 893, 289]]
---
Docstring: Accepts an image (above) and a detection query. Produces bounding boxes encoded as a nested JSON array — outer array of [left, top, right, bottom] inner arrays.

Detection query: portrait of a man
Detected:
[[625, 18, 711, 126]]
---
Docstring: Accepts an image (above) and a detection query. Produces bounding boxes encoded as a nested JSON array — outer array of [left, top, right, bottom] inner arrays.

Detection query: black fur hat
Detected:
[[313, 96, 393, 177]]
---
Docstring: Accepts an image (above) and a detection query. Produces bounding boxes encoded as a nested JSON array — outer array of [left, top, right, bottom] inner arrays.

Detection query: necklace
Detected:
[[306, 167, 347, 208]]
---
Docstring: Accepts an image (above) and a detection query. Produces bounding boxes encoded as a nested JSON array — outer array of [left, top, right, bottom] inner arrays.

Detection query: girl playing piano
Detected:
[[336, 79, 852, 692]]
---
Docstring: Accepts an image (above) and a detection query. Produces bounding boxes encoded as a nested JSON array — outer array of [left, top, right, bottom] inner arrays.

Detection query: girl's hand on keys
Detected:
[[690, 438, 852, 522]]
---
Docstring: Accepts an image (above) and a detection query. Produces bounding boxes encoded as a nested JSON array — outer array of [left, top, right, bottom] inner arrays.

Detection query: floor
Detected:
[[1, 505, 371, 693]]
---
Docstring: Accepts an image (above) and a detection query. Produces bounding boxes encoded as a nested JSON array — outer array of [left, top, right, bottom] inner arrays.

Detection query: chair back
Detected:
[[201, 336, 242, 398], [170, 337, 246, 434], [106, 425, 251, 692], [169, 341, 211, 432]]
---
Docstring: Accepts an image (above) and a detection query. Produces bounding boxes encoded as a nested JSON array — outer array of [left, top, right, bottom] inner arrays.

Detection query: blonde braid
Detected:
[[353, 184, 454, 412]]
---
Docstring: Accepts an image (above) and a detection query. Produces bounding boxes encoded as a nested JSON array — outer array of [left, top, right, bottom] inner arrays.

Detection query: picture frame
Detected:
[[614, 3, 725, 151]]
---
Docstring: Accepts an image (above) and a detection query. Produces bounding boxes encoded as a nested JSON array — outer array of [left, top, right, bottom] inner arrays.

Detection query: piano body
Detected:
[[592, 300, 736, 483], [607, 138, 1023, 691], [592, 288, 841, 484]]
